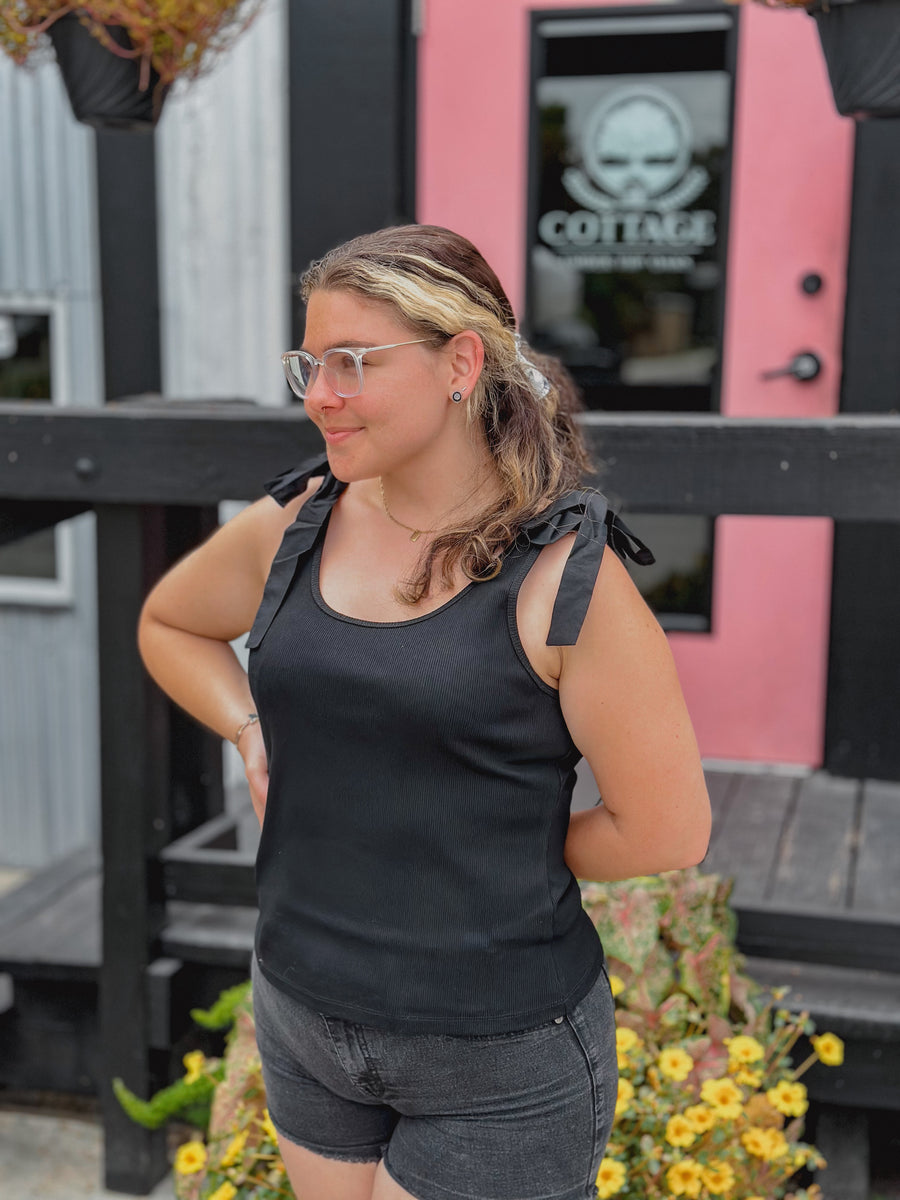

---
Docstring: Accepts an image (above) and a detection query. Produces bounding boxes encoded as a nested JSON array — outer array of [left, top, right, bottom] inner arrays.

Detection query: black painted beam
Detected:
[[840, 121, 900, 414], [94, 122, 166, 1194], [3, 403, 900, 518], [94, 130, 161, 401], [827, 119, 900, 779], [0, 499, 90, 545], [96, 504, 169, 1193], [287, 0, 416, 345]]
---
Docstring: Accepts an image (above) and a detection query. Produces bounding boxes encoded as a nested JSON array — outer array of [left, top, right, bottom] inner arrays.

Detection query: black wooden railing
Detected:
[[3, 400, 900, 1193]]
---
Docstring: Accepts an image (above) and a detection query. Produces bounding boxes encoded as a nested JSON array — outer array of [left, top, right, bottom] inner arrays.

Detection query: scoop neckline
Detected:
[[311, 542, 477, 628]]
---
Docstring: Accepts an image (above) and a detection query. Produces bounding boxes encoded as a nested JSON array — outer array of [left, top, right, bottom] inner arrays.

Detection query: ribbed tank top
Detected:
[[247, 455, 652, 1035]]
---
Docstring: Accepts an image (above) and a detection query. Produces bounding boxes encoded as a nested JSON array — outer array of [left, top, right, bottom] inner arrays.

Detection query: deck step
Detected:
[[744, 955, 900, 1110], [0, 845, 100, 979]]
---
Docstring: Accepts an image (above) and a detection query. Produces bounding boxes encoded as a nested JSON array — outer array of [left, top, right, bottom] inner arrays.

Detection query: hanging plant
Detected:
[[752, 0, 900, 118], [0, 0, 262, 129]]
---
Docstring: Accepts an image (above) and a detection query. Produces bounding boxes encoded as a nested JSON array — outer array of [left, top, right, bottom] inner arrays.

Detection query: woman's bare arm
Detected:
[[559, 551, 711, 882], [137, 486, 312, 821]]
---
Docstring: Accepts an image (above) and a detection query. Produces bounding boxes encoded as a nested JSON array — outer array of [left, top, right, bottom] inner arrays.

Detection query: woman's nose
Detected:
[[304, 367, 342, 411]]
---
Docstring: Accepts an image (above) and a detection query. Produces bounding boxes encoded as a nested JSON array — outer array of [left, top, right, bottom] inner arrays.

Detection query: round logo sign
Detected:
[[560, 84, 708, 214], [582, 85, 693, 205]]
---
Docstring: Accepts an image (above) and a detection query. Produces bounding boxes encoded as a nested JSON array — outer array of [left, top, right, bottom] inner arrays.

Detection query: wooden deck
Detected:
[[704, 768, 900, 973], [1, 766, 899, 1104]]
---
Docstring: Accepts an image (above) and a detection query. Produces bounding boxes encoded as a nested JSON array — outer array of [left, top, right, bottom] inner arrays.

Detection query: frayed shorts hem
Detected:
[[270, 1116, 385, 1165], [384, 1153, 596, 1200]]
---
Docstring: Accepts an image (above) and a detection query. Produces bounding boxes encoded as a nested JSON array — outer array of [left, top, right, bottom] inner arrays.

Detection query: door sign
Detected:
[[538, 85, 717, 273]]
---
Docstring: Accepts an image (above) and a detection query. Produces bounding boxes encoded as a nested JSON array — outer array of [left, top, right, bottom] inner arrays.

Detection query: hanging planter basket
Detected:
[[809, 0, 900, 118], [46, 13, 167, 132]]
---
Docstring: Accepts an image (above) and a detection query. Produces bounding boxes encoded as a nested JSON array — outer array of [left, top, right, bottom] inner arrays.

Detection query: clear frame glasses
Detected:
[[281, 339, 429, 400]]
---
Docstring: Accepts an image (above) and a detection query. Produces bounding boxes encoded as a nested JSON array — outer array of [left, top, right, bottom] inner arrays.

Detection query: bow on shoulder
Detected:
[[522, 491, 654, 646]]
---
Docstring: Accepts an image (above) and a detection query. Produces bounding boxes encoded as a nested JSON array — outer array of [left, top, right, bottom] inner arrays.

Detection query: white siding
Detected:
[[157, 0, 291, 410], [0, 54, 103, 867]]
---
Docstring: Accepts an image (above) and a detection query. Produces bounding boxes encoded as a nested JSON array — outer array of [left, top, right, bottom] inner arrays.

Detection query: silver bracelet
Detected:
[[232, 713, 259, 746]]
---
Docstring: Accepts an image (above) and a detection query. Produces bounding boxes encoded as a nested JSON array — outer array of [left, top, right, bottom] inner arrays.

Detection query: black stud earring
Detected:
[[451, 391, 463, 403]]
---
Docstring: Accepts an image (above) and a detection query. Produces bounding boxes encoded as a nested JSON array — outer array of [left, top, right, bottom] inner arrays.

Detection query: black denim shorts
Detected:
[[251, 955, 617, 1200]]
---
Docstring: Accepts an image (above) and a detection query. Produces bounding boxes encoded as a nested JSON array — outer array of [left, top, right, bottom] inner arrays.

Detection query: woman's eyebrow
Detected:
[[299, 337, 378, 354]]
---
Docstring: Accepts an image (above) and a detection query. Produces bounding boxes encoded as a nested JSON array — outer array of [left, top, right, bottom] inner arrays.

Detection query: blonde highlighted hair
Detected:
[[301, 224, 591, 601]]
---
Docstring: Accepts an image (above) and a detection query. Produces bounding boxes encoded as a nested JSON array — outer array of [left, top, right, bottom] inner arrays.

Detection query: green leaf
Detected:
[[190, 980, 252, 1030], [584, 882, 664, 974], [112, 1074, 215, 1130], [679, 933, 730, 1010], [628, 939, 676, 1011]]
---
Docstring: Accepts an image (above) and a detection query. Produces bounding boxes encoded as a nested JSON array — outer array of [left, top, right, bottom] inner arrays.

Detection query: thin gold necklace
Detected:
[[378, 477, 439, 542]]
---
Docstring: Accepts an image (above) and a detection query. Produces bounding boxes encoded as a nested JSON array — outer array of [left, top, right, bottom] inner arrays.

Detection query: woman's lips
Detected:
[[323, 427, 361, 444]]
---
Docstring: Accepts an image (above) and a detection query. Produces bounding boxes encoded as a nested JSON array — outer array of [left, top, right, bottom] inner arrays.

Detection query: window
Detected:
[[528, 9, 738, 629], [0, 301, 74, 605]]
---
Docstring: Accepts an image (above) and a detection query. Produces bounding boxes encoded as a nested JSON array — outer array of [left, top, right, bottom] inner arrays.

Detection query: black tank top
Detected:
[[248, 455, 652, 1035]]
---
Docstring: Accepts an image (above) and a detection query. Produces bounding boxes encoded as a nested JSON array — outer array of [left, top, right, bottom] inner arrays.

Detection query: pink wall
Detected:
[[418, 1, 855, 765], [669, 6, 854, 763]]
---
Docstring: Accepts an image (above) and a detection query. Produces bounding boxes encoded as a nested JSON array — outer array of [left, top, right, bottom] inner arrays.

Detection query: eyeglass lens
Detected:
[[284, 350, 363, 398]]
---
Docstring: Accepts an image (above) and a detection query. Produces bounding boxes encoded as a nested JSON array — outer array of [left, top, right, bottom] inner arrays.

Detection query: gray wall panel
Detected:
[[157, 0, 290, 410], [0, 55, 102, 868]]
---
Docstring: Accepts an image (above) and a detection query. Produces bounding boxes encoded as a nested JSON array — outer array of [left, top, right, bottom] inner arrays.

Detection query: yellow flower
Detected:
[[683, 1104, 716, 1134], [260, 1108, 279, 1143], [763, 1127, 789, 1161], [220, 1129, 248, 1168], [615, 1077, 635, 1117], [665, 1114, 696, 1148], [174, 1141, 207, 1175], [725, 1035, 764, 1065], [208, 1185, 237, 1200], [767, 1079, 808, 1117], [595, 1157, 627, 1198], [734, 1067, 763, 1088], [608, 974, 626, 997], [615, 1027, 641, 1067], [182, 1050, 205, 1084], [616, 1027, 640, 1053], [701, 1159, 735, 1195], [665, 1157, 703, 1198], [742, 1126, 789, 1162], [741, 1127, 770, 1159], [699, 1076, 743, 1120], [812, 1032, 845, 1066], [658, 1047, 694, 1082]]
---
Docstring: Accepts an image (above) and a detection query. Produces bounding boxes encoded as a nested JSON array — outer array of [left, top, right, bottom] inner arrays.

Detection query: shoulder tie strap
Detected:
[[247, 456, 345, 649], [522, 491, 654, 647], [263, 453, 332, 506]]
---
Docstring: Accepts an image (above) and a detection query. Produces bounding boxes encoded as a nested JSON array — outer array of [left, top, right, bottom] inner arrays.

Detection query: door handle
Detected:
[[761, 352, 822, 382]]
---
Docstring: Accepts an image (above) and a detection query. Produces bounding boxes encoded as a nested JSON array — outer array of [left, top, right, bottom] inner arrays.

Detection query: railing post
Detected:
[[96, 502, 169, 1194], [165, 505, 225, 839]]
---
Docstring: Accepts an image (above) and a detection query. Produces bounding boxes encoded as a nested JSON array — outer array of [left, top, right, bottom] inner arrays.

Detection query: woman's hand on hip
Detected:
[[239, 722, 269, 825]]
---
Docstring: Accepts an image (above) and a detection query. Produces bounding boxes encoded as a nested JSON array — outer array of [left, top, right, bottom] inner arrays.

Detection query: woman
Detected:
[[139, 224, 710, 1200]]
